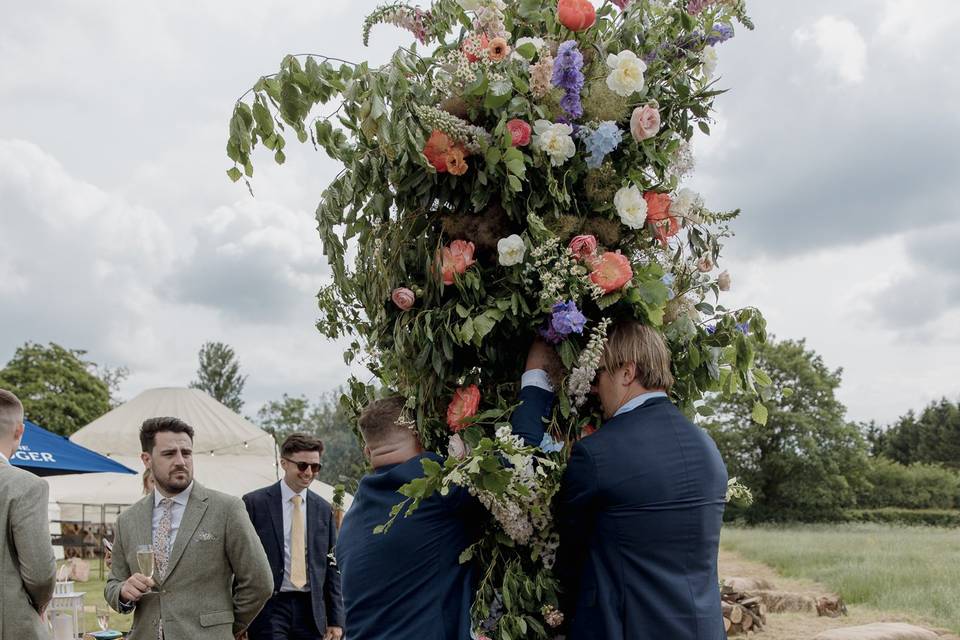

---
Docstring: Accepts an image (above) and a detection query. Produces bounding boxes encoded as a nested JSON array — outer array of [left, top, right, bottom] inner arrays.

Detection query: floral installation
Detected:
[[227, 0, 765, 636]]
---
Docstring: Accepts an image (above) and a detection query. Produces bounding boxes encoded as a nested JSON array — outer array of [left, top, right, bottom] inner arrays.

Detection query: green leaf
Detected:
[[226, 167, 242, 182], [751, 401, 769, 425], [598, 292, 621, 309], [516, 43, 537, 60]]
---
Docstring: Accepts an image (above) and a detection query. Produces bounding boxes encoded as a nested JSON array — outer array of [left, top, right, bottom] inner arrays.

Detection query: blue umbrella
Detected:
[[11, 420, 137, 477]]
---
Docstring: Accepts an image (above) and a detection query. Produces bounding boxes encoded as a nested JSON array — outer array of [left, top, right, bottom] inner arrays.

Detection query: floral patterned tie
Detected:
[[154, 498, 173, 640]]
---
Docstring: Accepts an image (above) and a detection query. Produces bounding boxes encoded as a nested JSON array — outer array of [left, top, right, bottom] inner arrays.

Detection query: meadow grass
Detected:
[[721, 523, 960, 633]]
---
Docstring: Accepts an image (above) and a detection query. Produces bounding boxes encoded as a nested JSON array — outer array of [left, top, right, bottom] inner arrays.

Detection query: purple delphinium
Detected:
[[541, 300, 587, 344], [705, 23, 734, 46], [551, 40, 584, 120], [706, 324, 717, 335]]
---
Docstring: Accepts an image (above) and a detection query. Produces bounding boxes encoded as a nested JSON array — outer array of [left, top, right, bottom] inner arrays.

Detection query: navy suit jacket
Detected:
[[242, 482, 345, 632], [513, 386, 728, 640], [335, 452, 481, 640]]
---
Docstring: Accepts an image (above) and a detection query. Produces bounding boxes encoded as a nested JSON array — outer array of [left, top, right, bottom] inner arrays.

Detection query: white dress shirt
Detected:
[[152, 482, 193, 549], [279, 480, 310, 592], [520, 369, 668, 417]]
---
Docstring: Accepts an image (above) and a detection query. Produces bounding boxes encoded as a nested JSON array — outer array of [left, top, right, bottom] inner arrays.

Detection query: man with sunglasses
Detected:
[[242, 434, 344, 640]]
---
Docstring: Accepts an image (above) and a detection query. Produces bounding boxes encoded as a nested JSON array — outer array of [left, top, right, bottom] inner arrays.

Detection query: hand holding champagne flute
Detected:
[[136, 545, 155, 581], [118, 545, 157, 605]]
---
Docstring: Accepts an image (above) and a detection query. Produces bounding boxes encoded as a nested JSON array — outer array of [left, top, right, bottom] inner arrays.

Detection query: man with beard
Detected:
[[105, 417, 273, 640]]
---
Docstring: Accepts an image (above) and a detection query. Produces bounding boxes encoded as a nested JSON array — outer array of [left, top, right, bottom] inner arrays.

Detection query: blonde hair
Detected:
[[0, 389, 24, 436], [600, 321, 674, 392]]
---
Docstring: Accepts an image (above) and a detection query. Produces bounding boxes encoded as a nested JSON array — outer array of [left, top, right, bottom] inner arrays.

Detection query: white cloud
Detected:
[[793, 16, 868, 85]]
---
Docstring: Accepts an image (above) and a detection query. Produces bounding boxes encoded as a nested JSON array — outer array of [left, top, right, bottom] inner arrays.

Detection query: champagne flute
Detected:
[[136, 545, 155, 593], [96, 605, 110, 631]]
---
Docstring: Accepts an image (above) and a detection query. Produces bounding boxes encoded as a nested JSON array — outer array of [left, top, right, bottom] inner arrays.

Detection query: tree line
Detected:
[[2, 338, 957, 519]]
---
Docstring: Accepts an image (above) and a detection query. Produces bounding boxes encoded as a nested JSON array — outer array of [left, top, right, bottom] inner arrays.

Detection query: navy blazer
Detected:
[[513, 387, 728, 640], [335, 452, 481, 640], [242, 482, 345, 632]]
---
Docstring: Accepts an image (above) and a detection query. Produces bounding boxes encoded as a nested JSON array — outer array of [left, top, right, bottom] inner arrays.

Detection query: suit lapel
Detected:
[[307, 490, 326, 573], [133, 495, 154, 548], [161, 483, 208, 582], [267, 482, 285, 557]]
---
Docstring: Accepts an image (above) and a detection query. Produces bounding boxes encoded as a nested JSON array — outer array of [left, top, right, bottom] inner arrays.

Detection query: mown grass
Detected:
[[721, 523, 960, 633]]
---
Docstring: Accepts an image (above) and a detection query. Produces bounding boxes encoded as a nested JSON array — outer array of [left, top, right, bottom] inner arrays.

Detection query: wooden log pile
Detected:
[[722, 586, 768, 636]]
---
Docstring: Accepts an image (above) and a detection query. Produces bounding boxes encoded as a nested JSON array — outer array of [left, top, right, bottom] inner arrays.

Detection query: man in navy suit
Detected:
[[335, 396, 484, 640], [243, 434, 344, 640], [513, 322, 729, 640]]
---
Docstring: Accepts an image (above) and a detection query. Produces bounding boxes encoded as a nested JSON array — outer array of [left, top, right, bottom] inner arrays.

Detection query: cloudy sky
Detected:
[[1, 0, 957, 426]]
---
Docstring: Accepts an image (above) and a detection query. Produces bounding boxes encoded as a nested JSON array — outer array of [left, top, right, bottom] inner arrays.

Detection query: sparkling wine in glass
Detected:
[[136, 544, 155, 589]]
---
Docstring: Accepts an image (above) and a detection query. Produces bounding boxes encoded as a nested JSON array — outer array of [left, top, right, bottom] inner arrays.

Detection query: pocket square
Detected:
[[196, 530, 218, 542]]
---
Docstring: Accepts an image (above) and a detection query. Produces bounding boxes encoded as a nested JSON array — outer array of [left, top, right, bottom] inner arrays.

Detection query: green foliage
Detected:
[[256, 390, 366, 490], [856, 458, 960, 510], [0, 342, 115, 436], [189, 341, 247, 412], [844, 508, 960, 528], [876, 398, 960, 469], [704, 338, 871, 522]]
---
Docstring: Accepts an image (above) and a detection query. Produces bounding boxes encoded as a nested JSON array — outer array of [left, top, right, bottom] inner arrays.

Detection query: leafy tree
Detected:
[[880, 398, 960, 469], [189, 342, 247, 412], [703, 338, 870, 522], [0, 342, 116, 435], [258, 390, 366, 490]]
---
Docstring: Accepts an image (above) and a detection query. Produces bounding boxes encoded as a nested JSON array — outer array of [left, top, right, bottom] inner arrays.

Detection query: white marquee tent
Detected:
[[47, 387, 349, 521]]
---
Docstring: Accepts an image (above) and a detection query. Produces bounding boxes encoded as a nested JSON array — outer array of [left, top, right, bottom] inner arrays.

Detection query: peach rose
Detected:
[[630, 104, 661, 142], [506, 119, 532, 147], [488, 37, 511, 62], [589, 251, 633, 293], [440, 240, 477, 285], [644, 191, 679, 245], [445, 147, 469, 175], [718, 270, 731, 291], [391, 287, 415, 310], [446, 385, 480, 431], [568, 234, 598, 260], [557, 0, 596, 31], [696, 255, 713, 273]]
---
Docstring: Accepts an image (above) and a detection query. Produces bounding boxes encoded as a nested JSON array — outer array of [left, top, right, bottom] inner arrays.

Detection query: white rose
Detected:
[[614, 185, 648, 229], [497, 234, 526, 266], [700, 46, 718, 81], [447, 434, 470, 460], [605, 50, 647, 97], [672, 188, 703, 224], [532, 120, 576, 166]]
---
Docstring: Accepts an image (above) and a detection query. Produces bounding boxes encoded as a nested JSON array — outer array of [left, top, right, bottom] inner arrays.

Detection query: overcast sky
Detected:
[[1, 0, 957, 426]]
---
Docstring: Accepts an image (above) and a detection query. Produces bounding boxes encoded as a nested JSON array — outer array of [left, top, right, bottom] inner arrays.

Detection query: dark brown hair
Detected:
[[280, 433, 324, 458], [139, 417, 195, 453]]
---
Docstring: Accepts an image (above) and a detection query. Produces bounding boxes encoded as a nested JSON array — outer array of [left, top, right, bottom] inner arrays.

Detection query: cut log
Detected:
[[817, 594, 848, 618], [741, 610, 754, 631], [724, 617, 732, 633], [729, 605, 744, 625]]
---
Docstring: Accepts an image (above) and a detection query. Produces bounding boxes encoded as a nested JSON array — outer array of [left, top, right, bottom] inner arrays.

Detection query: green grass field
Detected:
[[721, 524, 960, 633], [55, 567, 133, 635]]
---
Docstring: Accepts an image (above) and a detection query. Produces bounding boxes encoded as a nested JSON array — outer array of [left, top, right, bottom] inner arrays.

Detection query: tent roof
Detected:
[[70, 387, 274, 457]]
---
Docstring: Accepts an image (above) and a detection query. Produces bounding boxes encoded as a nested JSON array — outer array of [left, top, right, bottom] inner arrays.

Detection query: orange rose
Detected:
[[440, 239, 477, 285], [557, 0, 596, 32], [423, 130, 453, 172], [445, 147, 469, 175], [589, 251, 633, 293], [644, 191, 679, 245], [447, 385, 481, 431]]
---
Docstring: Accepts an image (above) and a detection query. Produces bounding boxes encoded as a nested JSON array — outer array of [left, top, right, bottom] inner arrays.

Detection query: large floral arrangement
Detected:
[[226, 0, 765, 636]]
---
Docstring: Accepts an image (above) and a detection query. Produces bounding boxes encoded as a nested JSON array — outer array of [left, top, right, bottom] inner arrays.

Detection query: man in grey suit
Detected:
[[105, 417, 273, 640], [0, 388, 57, 640]]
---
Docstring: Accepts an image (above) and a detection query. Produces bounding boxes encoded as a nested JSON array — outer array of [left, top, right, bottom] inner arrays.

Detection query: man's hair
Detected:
[[0, 389, 24, 436], [357, 396, 407, 446], [280, 433, 324, 458], [139, 417, 195, 453], [601, 321, 675, 392]]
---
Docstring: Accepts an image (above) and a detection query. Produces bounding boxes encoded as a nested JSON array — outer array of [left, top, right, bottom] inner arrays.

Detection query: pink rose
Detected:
[[446, 385, 481, 432], [718, 270, 731, 291], [440, 240, 477, 285], [447, 433, 470, 460], [696, 256, 713, 273], [630, 104, 661, 142], [568, 234, 598, 260], [506, 119, 532, 147], [391, 287, 415, 310]]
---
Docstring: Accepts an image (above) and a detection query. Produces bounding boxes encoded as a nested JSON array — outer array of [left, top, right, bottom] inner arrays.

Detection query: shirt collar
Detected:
[[613, 391, 668, 418], [154, 481, 194, 508], [280, 479, 308, 503]]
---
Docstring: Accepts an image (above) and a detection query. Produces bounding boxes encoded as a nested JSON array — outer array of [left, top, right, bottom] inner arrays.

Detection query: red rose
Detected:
[[589, 251, 633, 293], [557, 0, 596, 32], [440, 240, 477, 285], [423, 130, 453, 172], [644, 191, 679, 245], [447, 385, 481, 431], [568, 234, 598, 260], [506, 119, 532, 147]]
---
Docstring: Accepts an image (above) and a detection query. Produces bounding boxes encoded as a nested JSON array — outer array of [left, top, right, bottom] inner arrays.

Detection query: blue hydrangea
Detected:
[[583, 121, 623, 169], [541, 300, 587, 343], [539, 433, 564, 453]]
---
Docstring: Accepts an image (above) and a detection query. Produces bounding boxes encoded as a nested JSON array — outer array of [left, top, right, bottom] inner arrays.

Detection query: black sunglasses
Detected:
[[283, 458, 322, 473]]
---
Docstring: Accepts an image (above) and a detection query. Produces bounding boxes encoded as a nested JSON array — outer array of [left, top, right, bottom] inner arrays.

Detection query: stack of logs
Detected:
[[722, 586, 767, 636]]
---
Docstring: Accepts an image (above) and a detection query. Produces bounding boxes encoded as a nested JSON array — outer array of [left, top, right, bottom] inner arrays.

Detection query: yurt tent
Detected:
[[47, 387, 348, 520]]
